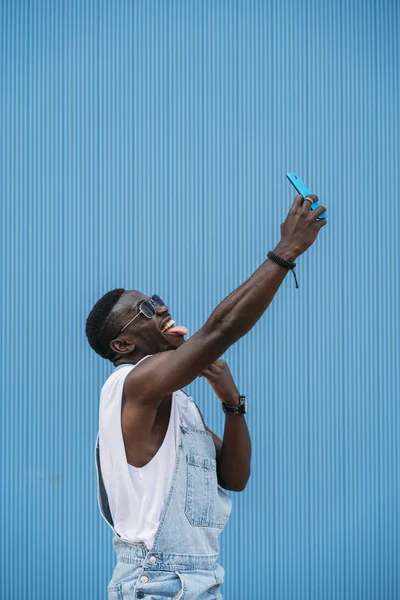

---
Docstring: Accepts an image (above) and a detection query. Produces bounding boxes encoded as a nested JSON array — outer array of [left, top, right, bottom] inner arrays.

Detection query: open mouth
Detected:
[[160, 317, 189, 337], [161, 318, 175, 333]]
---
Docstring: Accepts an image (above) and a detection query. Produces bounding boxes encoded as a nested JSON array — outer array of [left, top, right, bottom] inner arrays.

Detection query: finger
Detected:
[[207, 361, 220, 372], [201, 368, 213, 377], [316, 218, 328, 228], [291, 194, 304, 211], [203, 373, 217, 383], [305, 193, 319, 202], [301, 193, 319, 213], [312, 205, 328, 219]]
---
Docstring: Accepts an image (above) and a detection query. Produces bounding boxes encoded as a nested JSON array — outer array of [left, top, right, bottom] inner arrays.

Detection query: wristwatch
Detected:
[[222, 395, 247, 415]]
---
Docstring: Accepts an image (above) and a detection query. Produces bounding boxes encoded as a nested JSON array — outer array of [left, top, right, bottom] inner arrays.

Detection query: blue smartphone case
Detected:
[[286, 172, 328, 219]]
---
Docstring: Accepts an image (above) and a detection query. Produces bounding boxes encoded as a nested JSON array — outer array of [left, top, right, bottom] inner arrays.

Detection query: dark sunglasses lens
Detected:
[[152, 294, 165, 307], [141, 301, 156, 318]]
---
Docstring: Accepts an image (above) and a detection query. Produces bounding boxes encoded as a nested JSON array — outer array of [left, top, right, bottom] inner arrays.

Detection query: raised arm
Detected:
[[125, 195, 327, 403]]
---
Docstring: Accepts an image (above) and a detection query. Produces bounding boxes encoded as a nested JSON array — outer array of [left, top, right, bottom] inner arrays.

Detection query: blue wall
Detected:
[[1, 1, 399, 598]]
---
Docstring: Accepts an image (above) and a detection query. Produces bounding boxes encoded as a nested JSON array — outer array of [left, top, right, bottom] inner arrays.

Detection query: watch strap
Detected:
[[222, 395, 246, 415]]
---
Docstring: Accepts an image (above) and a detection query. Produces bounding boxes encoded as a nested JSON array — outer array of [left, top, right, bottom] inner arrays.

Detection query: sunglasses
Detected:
[[116, 294, 166, 336]]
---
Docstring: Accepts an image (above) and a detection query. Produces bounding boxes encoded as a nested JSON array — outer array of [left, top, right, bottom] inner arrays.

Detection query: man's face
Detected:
[[109, 290, 187, 358]]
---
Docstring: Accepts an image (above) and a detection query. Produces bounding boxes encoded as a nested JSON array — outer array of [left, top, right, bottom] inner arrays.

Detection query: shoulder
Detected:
[[101, 364, 134, 392]]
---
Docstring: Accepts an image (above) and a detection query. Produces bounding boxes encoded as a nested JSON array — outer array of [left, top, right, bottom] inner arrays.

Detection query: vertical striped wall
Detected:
[[1, 1, 399, 598]]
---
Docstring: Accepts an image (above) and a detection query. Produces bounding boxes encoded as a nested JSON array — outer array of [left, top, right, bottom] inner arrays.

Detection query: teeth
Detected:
[[161, 319, 175, 332]]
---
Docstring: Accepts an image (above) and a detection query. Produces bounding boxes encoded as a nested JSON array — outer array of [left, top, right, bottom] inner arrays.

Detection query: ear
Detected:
[[109, 337, 136, 355]]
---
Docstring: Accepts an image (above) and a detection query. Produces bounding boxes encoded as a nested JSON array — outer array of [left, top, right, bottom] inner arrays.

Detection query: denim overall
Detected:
[[95, 401, 232, 599]]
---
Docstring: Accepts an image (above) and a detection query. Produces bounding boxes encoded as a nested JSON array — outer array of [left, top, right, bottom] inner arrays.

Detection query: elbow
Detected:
[[235, 476, 250, 492], [228, 481, 248, 492], [222, 472, 251, 492]]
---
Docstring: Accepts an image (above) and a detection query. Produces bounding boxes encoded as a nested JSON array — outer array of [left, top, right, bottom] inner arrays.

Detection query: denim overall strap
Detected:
[[149, 416, 232, 559]]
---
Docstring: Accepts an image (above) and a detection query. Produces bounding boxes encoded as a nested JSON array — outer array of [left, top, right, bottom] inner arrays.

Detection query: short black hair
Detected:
[[85, 288, 126, 361]]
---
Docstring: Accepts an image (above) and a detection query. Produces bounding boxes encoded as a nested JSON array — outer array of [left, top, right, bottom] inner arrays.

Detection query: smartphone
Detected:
[[286, 172, 328, 220]]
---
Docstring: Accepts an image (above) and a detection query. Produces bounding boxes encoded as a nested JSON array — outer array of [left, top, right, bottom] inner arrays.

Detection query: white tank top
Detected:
[[98, 355, 204, 548]]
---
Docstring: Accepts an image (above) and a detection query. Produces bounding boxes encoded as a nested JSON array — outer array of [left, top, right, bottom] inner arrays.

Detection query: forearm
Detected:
[[217, 414, 251, 492], [206, 241, 298, 342]]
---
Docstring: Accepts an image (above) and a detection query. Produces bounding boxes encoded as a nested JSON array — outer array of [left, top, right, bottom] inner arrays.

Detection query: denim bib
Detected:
[[95, 408, 232, 599]]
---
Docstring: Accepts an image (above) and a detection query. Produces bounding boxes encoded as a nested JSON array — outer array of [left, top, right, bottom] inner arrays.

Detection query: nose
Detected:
[[156, 304, 169, 315]]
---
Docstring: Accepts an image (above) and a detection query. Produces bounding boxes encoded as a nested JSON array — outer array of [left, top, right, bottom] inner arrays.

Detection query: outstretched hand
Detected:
[[200, 359, 240, 406]]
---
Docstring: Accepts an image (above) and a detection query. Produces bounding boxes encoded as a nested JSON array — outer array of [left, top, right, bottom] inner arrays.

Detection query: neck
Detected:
[[113, 349, 149, 368]]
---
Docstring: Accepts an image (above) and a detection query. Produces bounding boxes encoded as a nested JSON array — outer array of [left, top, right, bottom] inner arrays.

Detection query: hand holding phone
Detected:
[[286, 173, 328, 220]]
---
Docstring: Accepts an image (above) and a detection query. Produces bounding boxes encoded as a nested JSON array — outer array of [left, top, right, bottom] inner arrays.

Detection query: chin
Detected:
[[169, 335, 186, 348], [159, 331, 186, 351]]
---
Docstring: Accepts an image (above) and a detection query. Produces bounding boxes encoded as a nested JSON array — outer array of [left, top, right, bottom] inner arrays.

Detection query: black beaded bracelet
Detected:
[[267, 251, 299, 289]]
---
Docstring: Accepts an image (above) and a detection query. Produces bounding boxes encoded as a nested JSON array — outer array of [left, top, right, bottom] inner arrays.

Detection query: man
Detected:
[[86, 194, 327, 599]]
